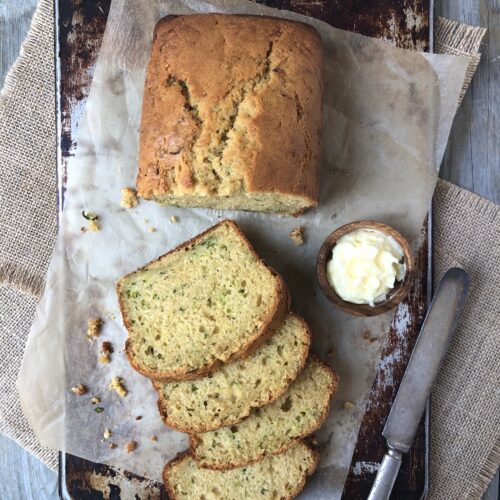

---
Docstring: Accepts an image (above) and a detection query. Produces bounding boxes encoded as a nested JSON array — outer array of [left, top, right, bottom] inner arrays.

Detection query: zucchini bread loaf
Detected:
[[163, 441, 318, 500], [154, 313, 311, 432], [137, 14, 324, 215], [117, 220, 288, 381], [190, 356, 338, 470]]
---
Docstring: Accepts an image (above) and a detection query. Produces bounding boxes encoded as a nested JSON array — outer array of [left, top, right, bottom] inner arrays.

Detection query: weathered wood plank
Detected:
[[437, 0, 500, 204], [0, 434, 57, 500]]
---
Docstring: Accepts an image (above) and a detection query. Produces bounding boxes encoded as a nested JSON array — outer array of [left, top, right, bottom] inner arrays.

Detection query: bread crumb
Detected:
[[91, 396, 101, 405], [108, 442, 117, 449], [170, 215, 178, 223], [99, 354, 110, 364], [82, 210, 99, 231], [88, 219, 101, 232], [87, 318, 102, 340], [120, 187, 138, 209], [135, 415, 142, 421], [343, 401, 356, 410], [103, 428, 112, 440], [71, 384, 87, 396], [109, 377, 127, 397], [151, 435, 158, 443], [289, 227, 304, 245], [126, 441, 136, 453], [148, 227, 156, 233], [99, 341, 114, 364]]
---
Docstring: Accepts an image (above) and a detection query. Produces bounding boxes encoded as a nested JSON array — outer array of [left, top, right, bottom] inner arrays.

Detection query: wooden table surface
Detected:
[[0, 0, 498, 499]]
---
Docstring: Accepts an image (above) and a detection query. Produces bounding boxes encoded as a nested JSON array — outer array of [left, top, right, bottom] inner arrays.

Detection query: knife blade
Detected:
[[367, 267, 469, 500]]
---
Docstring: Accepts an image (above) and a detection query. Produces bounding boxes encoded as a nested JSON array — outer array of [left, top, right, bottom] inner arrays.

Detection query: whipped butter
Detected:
[[326, 229, 406, 306]]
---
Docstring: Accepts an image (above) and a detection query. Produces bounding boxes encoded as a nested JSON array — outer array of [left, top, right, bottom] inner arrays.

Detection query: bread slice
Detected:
[[117, 220, 288, 381], [154, 313, 311, 433], [163, 441, 318, 500], [190, 356, 337, 470]]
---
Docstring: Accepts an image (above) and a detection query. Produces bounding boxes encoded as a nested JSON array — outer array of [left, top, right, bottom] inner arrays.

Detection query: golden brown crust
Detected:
[[117, 219, 289, 381], [162, 442, 319, 500], [137, 14, 323, 214], [189, 354, 338, 470], [155, 312, 311, 434]]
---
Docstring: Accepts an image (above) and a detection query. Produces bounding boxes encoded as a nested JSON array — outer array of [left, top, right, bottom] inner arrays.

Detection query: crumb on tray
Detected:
[[71, 384, 87, 396], [343, 401, 356, 410], [126, 441, 137, 453], [135, 415, 142, 421], [148, 227, 156, 233], [103, 428, 112, 440], [120, 187, 138, 209], [151, 435, 158, 443], [170, 215, 178, 223], [327, 347, 336, 359], [87, 318, 102, 340], [91, 396, 101, 405], [109, 377, 127, 397], [289, 227, 304, 245], [108, 442, 117, 449]]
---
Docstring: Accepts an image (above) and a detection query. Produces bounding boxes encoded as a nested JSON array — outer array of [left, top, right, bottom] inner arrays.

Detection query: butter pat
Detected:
[[326, 229, 405, 306]]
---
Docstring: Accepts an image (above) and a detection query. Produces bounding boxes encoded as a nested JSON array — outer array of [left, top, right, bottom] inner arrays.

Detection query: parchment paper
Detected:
[[17, 0, 469, 495]]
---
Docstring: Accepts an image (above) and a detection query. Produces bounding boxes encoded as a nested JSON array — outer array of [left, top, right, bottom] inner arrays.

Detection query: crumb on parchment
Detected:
[[71, 384, 87, 396], [109, 377, 127, 397], [170, 215, 178, 223], [343, 401, 356, 410], [135, 415, 142, 421], [151, 436, 158, 443], [108, 442, 117, 449], [289, 227, 304, 245], [99, 341, 114, 364], [148, 227, 156, 233], [87, 318, 102, 340], [103, 428, 112, 440], [99, 354, 110, 364], [91, 396, 101, 405], [88, 219, 101, 232], [120, 187, 138, 209], [126, 441, 137, 453]]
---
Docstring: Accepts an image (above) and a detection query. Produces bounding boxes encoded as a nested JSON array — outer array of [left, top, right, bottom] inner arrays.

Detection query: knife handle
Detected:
[[367, 447, 403, 500]]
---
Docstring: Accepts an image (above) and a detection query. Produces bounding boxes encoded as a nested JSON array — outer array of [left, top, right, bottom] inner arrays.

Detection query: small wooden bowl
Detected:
[[316, 221, 414, 317]]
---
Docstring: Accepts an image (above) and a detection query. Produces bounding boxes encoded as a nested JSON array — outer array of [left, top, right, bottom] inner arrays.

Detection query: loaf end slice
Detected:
[[138, 14, 323, 216], [117, 220, 288, 381], [191, 356, 338, 469], [163, 441, 318, 500], [154, 313, 311, 432]]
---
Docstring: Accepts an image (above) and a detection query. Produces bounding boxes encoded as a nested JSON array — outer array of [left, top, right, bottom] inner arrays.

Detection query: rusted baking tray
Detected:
[[56, 0, 432, 498]]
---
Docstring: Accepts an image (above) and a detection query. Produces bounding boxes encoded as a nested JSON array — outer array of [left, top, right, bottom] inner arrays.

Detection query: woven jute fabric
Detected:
[[431, 180, 500, 500], [0, 0, 58, 470], [0, 0, 497, 495], [435, 17, 487, 106]]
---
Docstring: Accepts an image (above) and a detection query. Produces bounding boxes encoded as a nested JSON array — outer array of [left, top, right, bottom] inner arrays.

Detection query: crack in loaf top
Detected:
[[137, 14, 323, 211]]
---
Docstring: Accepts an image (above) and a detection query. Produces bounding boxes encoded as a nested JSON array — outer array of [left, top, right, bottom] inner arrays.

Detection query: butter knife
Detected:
[[367, 267, 469, 500]]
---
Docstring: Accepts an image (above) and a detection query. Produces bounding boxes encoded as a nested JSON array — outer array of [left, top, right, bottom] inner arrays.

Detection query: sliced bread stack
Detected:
[[117, 220, 338, 499]]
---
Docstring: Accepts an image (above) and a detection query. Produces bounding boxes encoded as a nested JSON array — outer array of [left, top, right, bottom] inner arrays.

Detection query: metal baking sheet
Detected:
[[56, 0, 432, 498]]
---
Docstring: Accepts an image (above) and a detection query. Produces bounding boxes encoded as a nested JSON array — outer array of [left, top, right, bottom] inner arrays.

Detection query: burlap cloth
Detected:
[[0, 1, 497, 497]]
